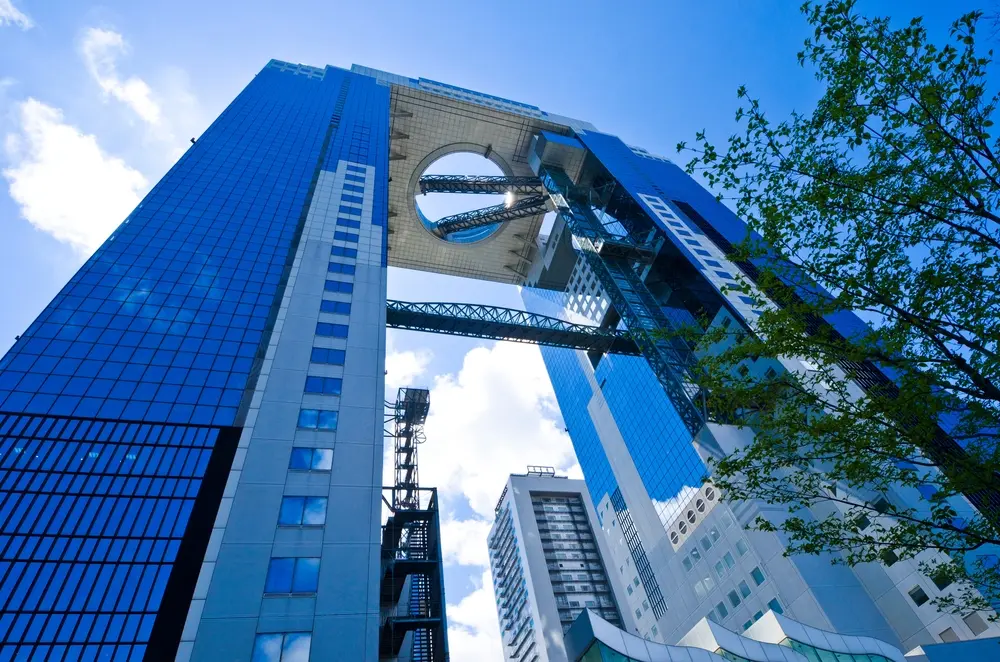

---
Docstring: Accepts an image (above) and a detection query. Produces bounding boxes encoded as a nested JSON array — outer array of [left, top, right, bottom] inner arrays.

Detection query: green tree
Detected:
[[675, 0, 1000, 618]]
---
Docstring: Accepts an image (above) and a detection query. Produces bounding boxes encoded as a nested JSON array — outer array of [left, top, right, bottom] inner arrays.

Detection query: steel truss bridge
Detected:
[[385, 300, 640, 356]]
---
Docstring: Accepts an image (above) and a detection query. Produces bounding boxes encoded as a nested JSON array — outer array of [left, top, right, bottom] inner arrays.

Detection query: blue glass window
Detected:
[[264, 557, 320, 594], [695, 248, 711, 257], [252, 632, 312, 662], [304, 376, 342, 395], [297, 409, 338, 430], [337, 206, 360, 216], [323, 281, 353, 294], [288, 447, 334, 471], [319, 301, 351, 315], [704, 259, 723, 268], [315, 323, 348, 338], [714, 271, 733, 280], [346, 164, 365, 173], [341, 195, 364, 205], [344, 174, 365, 184], [917, 483, 938, 500], [278, 496, 328, 526], [738, 295, 756, 306], [337, 218, 361, 229], [334, 231, 359, 243], [327, 262, 356, 275], [343, 184, 364, 194], [309, 348, 346, 365], [330, 246, 358, 259]]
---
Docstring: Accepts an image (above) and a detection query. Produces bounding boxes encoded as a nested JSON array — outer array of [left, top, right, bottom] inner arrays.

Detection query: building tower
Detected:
[[488, 468, 633, 662], [0, 57, 996, 661]]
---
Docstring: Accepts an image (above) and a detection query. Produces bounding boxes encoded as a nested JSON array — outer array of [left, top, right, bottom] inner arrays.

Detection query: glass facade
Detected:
[[0, 60, 382, 659]]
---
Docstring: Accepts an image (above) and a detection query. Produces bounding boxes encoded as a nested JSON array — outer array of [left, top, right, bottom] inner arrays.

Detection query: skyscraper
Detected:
[[488, 469, 632, 662], [0, 56, 995, 662]]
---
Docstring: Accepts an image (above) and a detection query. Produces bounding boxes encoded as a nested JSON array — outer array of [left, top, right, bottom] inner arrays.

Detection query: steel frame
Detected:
[[419, 174, 544, 195], [386, 300, 640, 356], [432, 194, 549, 237]]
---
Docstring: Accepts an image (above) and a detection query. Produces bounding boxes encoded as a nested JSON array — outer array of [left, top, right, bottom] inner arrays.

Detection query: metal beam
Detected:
[[419, 175, 544, 195], [432, 194, 550, 237], [386, 300, 640, 356], [538, 165, 706, 436]]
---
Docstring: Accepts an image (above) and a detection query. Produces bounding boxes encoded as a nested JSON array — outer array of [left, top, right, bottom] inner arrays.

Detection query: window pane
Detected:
[[723, 552, 735, 568], [317, 410, 338, 430], [297, 409, 318, 429], [251, 634, 282, 662], [278, 497, 304, 526], [264, 558, 294, 594], [312, 449, 333, 471], [751, 567, 765, 585], [289, 448, 312, 470], [736, 539, 749, 556], [282, 633, 311, 662], [728, 590, 740, 607], [304, 377, 324, 394], [767, 598, 783, 615], [715, 601, 728, 619], [302, 498, 327, 526], [292, 558, 320, 593], [739, 580, 751, 598]]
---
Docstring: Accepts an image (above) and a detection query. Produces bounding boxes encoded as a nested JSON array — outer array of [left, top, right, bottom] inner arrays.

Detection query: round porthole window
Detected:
[[678, 521, 688, 534], [705, 486, 717, 501], [696, 498, 706, 512], [686, 510, 697, 524], [414, 152, 507, 243], [669, 531, 679, 545]]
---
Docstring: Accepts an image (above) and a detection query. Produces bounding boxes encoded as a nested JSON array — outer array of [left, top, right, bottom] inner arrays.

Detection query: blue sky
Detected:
[[0, 0, 984, 657]]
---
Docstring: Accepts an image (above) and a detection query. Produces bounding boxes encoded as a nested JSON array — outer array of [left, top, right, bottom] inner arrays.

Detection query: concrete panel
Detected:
[[324, 486, 378, 544], [225, 484, 283, 544], [188, 617, 257, 662], [315, 544, 372, 615], [203, 543, 270, 618]]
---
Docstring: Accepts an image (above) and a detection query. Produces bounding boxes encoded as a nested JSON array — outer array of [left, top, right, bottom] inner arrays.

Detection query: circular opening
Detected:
[[415, 152, 506, 244], [705, 487, 716, 501], [669, 531, 679, 544], [696, 499, 706, 513], [686, 510, 697, 524], [678, 521, 688, 534]]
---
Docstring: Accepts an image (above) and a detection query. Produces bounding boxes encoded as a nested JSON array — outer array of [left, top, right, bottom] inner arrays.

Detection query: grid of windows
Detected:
[[264, 558, 320, 595], [319, 301, 351, 315], [323, 280, 353, 294], [278, 497, 327, 526], [309, 348, 345, 365], [315, 323, 348, 338], [330, 246, 357, 259], [296, 409, 338, 430], [326, 262, 355, 275], [0, 65, 347, 428], [303, 377, 342, 396], [288, 448, 333, 472], [252, 632, 311, 662], [0, 413, 230, 659]]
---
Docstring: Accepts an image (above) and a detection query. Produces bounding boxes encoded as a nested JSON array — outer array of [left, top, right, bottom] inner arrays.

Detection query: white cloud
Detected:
[[0, 0, 32, 30], [653, 484, 702, 527], [78, 27, 206, 166], [447, 568, 504, 662], [80, 28, 162, 126], [419, 342, 579, 519], [3, 99, 148, 254], [385, 330, 433, 393], [441, 517, 493, 567]]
